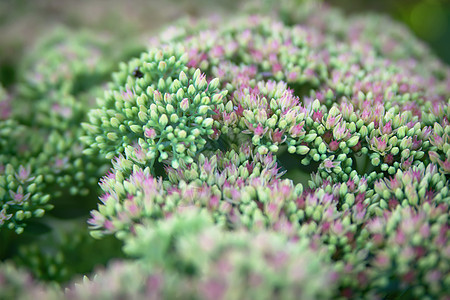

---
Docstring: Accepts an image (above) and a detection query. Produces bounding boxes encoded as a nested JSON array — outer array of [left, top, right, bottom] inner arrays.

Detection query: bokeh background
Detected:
[[330, 0, 450, 65], [1, 0, 449, 87]]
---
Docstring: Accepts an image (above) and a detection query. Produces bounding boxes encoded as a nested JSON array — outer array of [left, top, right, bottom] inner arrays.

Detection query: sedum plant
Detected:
[[1, 0, 449, 299], [82, 46, 227, 169], [81, 212, 336, 300]]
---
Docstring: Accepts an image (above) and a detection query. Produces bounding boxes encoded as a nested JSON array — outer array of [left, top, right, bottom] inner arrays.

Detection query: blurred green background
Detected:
[[329, 0, 450, 65], [0, 0, 449, 87]]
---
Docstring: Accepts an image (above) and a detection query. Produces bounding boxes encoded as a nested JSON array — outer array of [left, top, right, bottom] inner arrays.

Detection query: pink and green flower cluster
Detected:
[[82, 8, 449, 298], [1, 0, 449, 299]]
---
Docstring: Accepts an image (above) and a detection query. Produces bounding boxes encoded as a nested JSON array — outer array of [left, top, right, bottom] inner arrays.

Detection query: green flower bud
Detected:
[[202, 118, 214, 128], [130, 125, 142, 133], [312, 99, 321, 111], [346, 136, 359, 148], [297, 145, 310, 155], [318, 142, 327, 154], [208, 78, 220, 91], [157, 114, 168, 127]]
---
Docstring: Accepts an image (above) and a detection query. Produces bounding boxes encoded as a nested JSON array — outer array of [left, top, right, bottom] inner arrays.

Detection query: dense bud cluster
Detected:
[[82, 8, 449, 298], [88, 144, 304, 237], [82, 47, 227, 169], [0, 262, 61, 300], [1, 1, 449, 299], [0, 29, 129, 233], [348, 203, 449, 299]]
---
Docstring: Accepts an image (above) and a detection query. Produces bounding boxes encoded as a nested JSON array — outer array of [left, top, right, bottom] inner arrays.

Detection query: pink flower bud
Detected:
[[180, 98, 189, 111]]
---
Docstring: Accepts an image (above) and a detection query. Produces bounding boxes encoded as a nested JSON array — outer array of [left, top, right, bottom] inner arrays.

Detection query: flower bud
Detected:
[[202, 118, 214, 128], [159, 114, 168, 127], [297, 145, 310, 155], [346, 136, 359, 148], [209, 78, 220, 91], [179, 70, 188, 85]]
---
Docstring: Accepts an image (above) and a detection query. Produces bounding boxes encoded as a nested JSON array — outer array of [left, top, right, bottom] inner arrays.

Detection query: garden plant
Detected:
[[0, 1, 449, 299]]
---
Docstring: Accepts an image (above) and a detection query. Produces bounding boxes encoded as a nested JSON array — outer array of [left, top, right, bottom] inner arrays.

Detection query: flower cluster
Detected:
[[9, 212, 335, 300], [0, 262, 61, 300], [0, 162, 50, 234], [339, 203, 450, 299], [83, 7, 449, 298], [145, 14, 450, 187], [121, 211, 337, 300], [372, 163, 449, 210], [82, 47, 227, 169], [1, 0, 449, 299], [88, 145, 302, 237], [0, 94, 51, 233], [0, 29, 133, 233], [18, 28, 115, 100]]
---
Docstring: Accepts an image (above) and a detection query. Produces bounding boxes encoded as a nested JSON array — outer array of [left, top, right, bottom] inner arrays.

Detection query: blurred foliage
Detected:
[[327, 0, 450, 64], [0, 0, 239, 87], [0, 0, 448, 87]]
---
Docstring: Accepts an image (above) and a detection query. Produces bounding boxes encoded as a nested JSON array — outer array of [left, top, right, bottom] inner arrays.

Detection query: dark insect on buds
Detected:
[[132, 67, 143, 78]]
